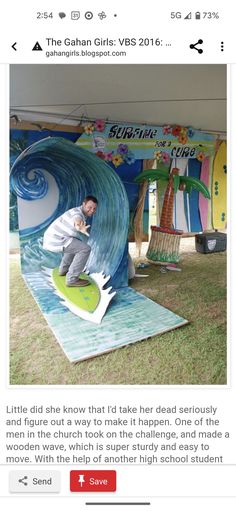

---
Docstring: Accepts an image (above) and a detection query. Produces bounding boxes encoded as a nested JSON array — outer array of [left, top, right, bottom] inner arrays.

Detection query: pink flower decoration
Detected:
[[105, 152, 113, 161], [162, 152, 170, 164], [163, 125, 171, 135], [95, 119, 106, 132]]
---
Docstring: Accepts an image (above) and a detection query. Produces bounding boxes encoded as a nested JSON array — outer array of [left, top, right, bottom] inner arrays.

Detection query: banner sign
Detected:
[[76, 122, 216, 165]]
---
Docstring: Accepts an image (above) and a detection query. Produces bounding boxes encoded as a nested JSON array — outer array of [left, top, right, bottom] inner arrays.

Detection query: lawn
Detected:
[[9, 243, 227, 385]]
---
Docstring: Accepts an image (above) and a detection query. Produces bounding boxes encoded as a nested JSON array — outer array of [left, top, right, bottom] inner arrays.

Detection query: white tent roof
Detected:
[[10, 64, 226, 133]]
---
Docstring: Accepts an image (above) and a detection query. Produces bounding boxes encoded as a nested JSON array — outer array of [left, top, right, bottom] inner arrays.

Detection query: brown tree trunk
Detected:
[[160, 168, 179, 229]]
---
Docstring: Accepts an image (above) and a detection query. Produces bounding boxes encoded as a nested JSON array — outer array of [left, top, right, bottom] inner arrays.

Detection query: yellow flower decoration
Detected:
[[84, 123, 95, 135], [180, 127, 188, 136], [197, 151, 205, 162], [178, 134, 188, 145], [155, 151, 162, 161], [112, 155, 123, 167]]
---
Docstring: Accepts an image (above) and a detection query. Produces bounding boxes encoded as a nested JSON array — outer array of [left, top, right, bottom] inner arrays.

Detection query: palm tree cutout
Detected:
[[135, 165, 210, 263]]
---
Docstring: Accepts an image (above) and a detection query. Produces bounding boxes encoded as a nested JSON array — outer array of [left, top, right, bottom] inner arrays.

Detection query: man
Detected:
[[43, 196, 98, 287]]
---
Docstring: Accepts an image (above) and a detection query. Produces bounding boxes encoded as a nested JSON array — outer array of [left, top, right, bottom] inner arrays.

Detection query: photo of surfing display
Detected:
[[9, 64, 227, 385]]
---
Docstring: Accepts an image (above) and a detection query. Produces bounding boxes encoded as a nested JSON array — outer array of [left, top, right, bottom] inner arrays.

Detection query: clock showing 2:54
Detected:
[[37, 12, 53, 19]]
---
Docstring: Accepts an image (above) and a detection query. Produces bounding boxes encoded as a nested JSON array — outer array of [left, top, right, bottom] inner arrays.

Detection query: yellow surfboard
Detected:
[[212, 141, 227, 230]]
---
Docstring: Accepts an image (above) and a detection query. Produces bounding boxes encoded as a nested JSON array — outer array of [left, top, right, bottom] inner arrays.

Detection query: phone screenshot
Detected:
[[0, 1, 235, 510]]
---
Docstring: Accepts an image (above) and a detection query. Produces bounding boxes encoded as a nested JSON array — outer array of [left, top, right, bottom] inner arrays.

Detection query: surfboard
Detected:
[[199, 156, 211, 231], [212, 141, 227, 230], [184, 159, 202, 233], [43, 267, 116, 324], [52, 269, 100, 312], [173, 158, 188, 232], [206, 156, 213, 230]]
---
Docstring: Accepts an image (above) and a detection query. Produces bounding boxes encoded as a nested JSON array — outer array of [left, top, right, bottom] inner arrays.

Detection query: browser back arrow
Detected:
[[12, 42, 17, 51]]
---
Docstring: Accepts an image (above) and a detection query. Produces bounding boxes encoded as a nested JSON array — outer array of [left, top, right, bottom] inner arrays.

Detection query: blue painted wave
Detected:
[[10, 137, 129, 288]]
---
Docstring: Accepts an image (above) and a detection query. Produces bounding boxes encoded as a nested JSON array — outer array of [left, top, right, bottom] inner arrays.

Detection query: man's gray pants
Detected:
[[59, 238, 91, 284]]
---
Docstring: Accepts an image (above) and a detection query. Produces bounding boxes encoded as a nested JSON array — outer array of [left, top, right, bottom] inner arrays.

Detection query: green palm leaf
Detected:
[[198, 144, 215, 156], [185, 182, 192, 194], [135, 168, 169, 184], [180, 176, 210, 199]]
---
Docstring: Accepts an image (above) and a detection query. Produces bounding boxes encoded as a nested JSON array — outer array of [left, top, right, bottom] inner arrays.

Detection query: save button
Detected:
[[70, 470, 116, 492]]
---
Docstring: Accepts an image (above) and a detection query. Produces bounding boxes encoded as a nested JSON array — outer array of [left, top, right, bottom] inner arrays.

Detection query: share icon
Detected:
[[189, 39, 203, 54], [18, 476, 28, 486]]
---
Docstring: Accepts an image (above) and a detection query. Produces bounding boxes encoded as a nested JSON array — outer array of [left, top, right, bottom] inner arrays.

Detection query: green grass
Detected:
[[10, 250, 227, 385]]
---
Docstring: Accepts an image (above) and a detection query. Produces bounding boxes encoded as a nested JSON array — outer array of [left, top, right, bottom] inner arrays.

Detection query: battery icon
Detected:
[[195, 12, 201, 19]]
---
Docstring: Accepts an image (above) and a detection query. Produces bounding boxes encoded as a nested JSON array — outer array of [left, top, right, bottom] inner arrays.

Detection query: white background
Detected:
[[0, 0, 235, 508]]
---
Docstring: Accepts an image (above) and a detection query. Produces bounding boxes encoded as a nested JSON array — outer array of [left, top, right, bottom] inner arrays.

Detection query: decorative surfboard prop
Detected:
[[212, 141, 227, 230], [199, 156, 212, 231], [184, 159, 202, 232], [42, 268, 116, 324]]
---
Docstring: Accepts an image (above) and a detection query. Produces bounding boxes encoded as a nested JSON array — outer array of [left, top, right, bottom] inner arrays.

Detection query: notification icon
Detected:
[[85, 11, 93, 20], [71, 11, 80, 20]]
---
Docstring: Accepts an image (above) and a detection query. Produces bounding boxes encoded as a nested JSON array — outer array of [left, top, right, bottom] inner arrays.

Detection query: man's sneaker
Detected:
[[66, 279, 90, 287], [59, 270, 68, 276]]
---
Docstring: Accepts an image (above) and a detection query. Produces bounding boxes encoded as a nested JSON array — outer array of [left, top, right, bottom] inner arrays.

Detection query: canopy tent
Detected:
[[10, 64, 226, 133], [10, 64, 227, 241]]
